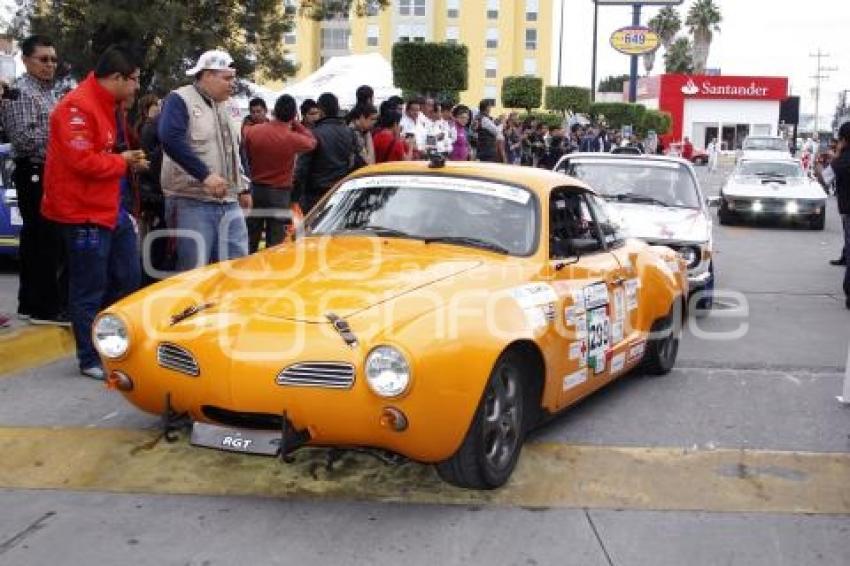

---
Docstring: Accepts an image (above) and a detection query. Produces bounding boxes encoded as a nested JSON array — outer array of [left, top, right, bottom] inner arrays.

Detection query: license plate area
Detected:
[[190, 422, 281, 456]]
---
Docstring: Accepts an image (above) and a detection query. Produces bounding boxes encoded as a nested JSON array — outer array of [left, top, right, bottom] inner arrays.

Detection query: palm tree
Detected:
[[664, 37, 694, 74], [686, 0, 722, 74], [644, 6, 682, 75]]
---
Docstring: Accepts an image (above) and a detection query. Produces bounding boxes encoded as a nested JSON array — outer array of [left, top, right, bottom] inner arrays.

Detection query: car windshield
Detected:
[[305, 175, 538, 256], [742, 138, 787, 151], [738, 161, 802, 178], [563, 159, 701, 209]]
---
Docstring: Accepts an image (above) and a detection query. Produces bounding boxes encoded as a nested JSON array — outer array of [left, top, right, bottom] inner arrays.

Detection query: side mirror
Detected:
[[706, 196, 721, 208]]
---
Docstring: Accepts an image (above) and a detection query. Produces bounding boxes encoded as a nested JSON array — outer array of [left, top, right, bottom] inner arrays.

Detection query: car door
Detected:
[[548, 188, 621, 410]]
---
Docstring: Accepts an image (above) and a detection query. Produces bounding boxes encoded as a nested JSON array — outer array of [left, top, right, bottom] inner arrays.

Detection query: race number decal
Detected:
[[587, 307, 610, 374]]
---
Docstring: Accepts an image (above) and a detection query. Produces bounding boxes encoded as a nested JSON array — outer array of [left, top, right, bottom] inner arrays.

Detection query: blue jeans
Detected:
[[63, 214, 140, 370], [843, 214, 850, 297], [165, 197, 249, 272]]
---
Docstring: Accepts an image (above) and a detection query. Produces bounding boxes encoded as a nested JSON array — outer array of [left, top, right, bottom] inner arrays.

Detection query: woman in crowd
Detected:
[[372, 108, 414, 163], [449, 105, 471, 161]]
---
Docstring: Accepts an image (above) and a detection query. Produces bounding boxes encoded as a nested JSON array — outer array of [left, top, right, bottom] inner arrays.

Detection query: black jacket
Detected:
[[834, 147, 850, 215], [295, 116, 355, 197]]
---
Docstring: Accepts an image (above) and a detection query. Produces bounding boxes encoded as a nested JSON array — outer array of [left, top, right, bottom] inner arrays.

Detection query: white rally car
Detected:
[[718, 158, 827, 229]]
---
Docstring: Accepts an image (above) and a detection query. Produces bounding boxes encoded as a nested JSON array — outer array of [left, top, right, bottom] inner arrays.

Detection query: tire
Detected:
[[640, 300, 683, 376], [809, 211, 825, 231], [718, 207, 736, 226], [436, 351, 527, 489]]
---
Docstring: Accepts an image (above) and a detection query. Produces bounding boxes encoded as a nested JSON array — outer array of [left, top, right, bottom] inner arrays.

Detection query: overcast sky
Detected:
[[553, 0, 850, 122]]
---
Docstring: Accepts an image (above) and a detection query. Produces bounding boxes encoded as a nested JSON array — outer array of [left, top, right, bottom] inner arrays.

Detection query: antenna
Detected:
[[809, 49, 839, 134]]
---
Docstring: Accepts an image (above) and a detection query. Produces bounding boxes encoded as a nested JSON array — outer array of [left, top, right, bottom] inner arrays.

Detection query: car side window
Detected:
[[549, 189, 604, 259], [586, 195, 626, 248]]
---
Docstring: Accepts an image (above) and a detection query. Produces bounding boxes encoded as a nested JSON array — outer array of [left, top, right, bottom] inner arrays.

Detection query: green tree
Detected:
[[300, 0, 390, 19], [589, 102, 646, 130], [640, 109, 672, 136], [392, 42, 468, 101], [686, 0, 722, 74], [644, 6, 681, 75], [501, 76, 543, 115], [598, 74, 630, 93], [544, 86, 590, 117], [664, 36, 694, 74]]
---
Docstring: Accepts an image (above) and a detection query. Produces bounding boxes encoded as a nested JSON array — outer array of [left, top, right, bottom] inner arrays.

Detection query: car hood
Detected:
[[608, 202, 710, 243], [724, 177, 827, 200], [185, 237, 485, 323]]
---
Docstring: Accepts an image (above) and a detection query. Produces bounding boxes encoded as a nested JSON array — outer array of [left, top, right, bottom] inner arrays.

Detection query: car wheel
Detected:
[[640, 301, 683, 376], [436, 351, 526, 489], [809, 211, 826, 231], [718, 207, 736, 226]]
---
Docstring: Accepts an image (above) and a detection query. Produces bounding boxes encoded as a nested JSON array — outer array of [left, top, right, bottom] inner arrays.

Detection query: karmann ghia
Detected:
[[94, 160, 687, 489]]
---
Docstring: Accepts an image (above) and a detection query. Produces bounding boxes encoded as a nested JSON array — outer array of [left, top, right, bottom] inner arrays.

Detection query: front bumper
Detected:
[[722, 196, 825, 216]]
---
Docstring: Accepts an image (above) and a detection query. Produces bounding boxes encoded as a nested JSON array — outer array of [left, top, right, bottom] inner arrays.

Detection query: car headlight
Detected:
[[785, 201, 799, 214], [93, 314, 130, 359], [752, 200, 763, 213], [676, 246, 701, 270], [365, 346, 411, 398]]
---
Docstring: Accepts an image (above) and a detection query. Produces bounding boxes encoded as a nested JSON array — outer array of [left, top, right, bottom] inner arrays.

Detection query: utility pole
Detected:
[[591, 0, 599, 101], [557, 0, 565, 86], [809, 49, 838, 135]]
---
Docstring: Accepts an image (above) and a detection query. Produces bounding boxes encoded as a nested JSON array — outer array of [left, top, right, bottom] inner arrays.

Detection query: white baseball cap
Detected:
[[186, 50, 235, 76]]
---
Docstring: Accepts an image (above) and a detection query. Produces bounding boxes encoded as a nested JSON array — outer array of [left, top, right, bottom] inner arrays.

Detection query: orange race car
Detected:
[[93, 160, 688, 489]]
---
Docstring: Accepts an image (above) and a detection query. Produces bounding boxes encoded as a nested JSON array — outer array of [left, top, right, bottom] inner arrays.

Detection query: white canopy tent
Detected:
[[236, 53, 400, 114]]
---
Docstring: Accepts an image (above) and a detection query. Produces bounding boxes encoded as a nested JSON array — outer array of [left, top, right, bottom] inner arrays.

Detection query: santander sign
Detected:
[[680, 77, 770, 98]]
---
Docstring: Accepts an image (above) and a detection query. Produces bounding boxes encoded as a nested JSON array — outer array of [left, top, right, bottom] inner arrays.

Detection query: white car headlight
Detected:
[[785, 201, 799, 214], [365, 346, 411, 398], [677, 246, 701, 270], [93, 314, 130, 359]]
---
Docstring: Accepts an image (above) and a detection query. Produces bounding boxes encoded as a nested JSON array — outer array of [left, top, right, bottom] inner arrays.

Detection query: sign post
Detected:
[[838, 343, 850, 405], [594, 0, 684, 102]]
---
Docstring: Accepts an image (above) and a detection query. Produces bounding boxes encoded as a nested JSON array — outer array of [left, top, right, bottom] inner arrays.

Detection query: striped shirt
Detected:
[[2, 73, 56, 161]]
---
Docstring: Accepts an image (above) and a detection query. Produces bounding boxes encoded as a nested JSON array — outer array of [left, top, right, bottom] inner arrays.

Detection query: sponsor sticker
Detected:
[[510, 283, 559, 309], [611, 352, 626, 374], [575, 313, 588, 338], [625, 278, 640, 311], [613, 288, 626, 321], [341, 175, 532, 204], [542, 302, 556, 322], [612, 321, 624, 344], [628, 341, 646, 363], [584, 282, 609, 310], [563, 368, 588, 391], [587, 307, 610, 374], [523, 307, 548, 330]]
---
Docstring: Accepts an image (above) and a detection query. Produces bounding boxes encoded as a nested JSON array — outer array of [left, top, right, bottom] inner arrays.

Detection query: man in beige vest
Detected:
[[159, 49, 251, 272]]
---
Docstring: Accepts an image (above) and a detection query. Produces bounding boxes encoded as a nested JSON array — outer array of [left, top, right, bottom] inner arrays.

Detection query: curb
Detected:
[[0, 325, 75, 376]]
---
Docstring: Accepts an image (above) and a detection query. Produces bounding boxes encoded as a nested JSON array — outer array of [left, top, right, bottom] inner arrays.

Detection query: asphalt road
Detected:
[[0, 160, 848, 566]]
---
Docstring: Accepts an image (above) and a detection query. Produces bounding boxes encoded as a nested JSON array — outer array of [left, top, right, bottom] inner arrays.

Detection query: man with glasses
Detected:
[[1, 35, 67, 326], [40, 46, 148, 379], [159, 49, 250, 272]]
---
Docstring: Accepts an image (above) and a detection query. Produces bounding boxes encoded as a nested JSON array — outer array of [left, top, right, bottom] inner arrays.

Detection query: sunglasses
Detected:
[[31, 56, 59, 64]]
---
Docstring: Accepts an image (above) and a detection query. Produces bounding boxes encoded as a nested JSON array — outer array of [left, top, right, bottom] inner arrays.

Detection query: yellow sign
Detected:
[[610, 26, 660, 56]]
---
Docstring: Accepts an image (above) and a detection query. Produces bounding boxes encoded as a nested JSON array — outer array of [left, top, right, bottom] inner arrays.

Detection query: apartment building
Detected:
[[281, 0, 553, 107]]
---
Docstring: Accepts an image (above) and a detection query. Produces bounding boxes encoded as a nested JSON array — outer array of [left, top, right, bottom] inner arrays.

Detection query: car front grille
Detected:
[[157, 343, 200, 376], [732, 198, 788, 213], [275, 362, 355, 389]]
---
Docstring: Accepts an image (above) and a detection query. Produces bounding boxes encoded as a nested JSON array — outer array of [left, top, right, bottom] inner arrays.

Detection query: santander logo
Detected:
[[681, 78, 699, 95]]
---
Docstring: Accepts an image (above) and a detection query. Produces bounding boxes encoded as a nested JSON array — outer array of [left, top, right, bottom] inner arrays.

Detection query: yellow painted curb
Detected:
[[0, 326, 75, 376], [0, 427, 847, 514]]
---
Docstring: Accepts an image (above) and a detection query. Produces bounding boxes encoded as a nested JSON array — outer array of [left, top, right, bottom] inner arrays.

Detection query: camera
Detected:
[[1, 87, 20, 101]]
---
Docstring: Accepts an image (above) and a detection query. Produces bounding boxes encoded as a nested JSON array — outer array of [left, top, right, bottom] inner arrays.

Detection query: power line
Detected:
[[809, 49, 838, 134]]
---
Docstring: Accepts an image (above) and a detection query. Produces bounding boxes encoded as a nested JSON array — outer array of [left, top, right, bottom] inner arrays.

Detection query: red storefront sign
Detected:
[[657, 74, 789, 140]]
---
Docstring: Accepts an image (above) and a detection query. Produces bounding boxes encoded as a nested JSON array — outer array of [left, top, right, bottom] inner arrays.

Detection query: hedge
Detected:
[[392, 42, 468, 97], [545, 86, 591, 116], [501, 76, 543, 114], [589, 102, 647, 130]]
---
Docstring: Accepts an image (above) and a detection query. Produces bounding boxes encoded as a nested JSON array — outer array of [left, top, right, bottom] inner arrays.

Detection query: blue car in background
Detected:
[[0, 143, 21, 256]]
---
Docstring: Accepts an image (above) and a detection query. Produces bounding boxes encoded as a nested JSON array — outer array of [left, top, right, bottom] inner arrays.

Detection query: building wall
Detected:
[[278, 0, 552, 110]]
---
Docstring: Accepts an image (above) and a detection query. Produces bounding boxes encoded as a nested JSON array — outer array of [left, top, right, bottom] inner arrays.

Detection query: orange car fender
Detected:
[[633, 248, 685, 330]]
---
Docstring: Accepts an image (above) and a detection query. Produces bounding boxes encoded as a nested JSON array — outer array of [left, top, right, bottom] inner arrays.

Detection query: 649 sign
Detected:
[[610, 26, 660, 56]]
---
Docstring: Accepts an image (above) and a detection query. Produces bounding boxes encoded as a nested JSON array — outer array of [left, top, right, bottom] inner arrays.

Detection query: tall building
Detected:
[[280, 0, 553, 108]]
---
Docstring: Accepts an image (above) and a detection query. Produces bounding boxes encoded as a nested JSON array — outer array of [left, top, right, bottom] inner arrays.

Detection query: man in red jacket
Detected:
[[41, 46, 147, 379]]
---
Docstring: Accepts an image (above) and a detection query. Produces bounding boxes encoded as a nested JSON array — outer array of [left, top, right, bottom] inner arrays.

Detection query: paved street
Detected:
[[0, 161, 848, 566]]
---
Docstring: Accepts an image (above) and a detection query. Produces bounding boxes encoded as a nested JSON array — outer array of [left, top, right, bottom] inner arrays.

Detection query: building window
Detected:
[[484, 85, 497, 101], [283, 31, 296, 45], [397, 23, 426, 43], [523, 57, 537, 76], [366, 0, 380, 16], [525, 0, 538, 21], [284, 0, 298, 16], [486, 28, 498, 49], [485, 57, 497, 79], [285, 52, 297, 66], [321, 28, 351, 50], [447, 0, 459, 18], [525, 28, 537, 50], [486, 0, 499, 19], [446, 26, 459, 44], [399, 0, 425, 17], [367, 25, 379, 47]]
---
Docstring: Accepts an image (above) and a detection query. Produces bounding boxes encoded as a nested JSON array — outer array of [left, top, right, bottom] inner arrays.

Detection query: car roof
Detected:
[[559, 152, 694, 168], [347, 160, 597, 198]]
